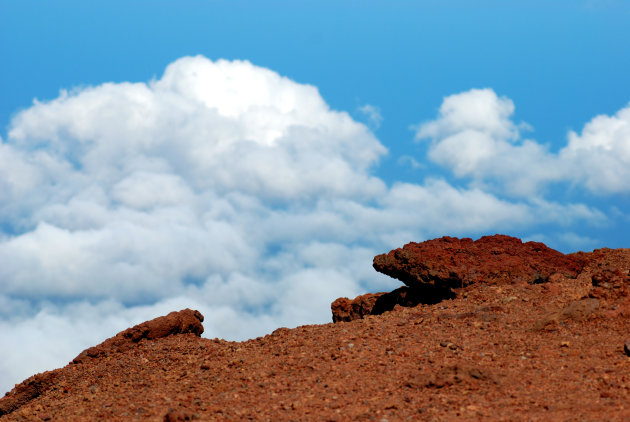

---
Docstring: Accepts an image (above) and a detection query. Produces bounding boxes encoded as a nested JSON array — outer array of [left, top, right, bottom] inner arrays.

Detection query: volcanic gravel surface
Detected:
[[2, 236, 630, 421]]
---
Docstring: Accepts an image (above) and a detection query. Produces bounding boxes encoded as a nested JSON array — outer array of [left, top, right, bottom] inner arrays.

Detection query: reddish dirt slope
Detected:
[[2, 235, 630, 421]]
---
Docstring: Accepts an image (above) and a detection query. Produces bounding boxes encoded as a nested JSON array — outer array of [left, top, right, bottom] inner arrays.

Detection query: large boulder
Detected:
[[373, 234, 584, 290]]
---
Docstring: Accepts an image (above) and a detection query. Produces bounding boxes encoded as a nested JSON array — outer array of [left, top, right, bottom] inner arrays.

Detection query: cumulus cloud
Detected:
[[0, 57, 604, 393], [415, 88, 630, 196], [561, 105, 630, 193]]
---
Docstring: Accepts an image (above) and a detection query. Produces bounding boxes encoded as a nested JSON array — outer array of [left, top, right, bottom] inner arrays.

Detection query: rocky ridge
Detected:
[[2, 234, 630, 421], [332, 234, 588, 322]]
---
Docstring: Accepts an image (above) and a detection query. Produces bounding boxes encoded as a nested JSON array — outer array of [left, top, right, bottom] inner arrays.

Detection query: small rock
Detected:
[[164, 408, 193, 421], [331, 293, 381, 322], [624, 341, 630, 357]]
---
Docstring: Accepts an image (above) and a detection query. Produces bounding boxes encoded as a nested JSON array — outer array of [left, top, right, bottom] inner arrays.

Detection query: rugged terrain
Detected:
[[2, 235, 630, 421]]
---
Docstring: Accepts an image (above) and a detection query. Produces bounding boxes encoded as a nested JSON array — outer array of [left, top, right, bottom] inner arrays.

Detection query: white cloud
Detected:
[[415, 88, 630, 196], [358, 104, 383, 129], [416, 88, 521, 142], [560, 105, 630, 193], [0, 57, 604, 394]]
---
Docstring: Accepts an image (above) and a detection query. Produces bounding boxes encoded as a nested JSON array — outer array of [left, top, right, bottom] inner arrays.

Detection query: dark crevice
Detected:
[[370, 285, 456, 316]]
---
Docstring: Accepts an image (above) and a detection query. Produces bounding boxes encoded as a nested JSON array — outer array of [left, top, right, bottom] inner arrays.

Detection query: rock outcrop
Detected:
[[333, 235, 629, 324], [373, 234, 583, 289], [72, 308, 204, 364], [333, 234, 586, 323]]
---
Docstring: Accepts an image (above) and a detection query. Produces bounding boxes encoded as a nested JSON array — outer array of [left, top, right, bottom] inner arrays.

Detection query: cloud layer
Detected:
[[416, 88, 630, 196], [0, 57, 612, 393]]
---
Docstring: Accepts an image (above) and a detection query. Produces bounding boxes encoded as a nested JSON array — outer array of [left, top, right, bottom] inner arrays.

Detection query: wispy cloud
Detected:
[[397, 155, 424, 169], [358, 104, 383, 130]]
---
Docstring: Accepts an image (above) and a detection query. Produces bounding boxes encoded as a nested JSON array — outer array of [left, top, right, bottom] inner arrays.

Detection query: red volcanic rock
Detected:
[[331, 293, 381, 322], [72, 308, 204, 364], [581, 248, 630, 318], [373, 234, 584, 289]]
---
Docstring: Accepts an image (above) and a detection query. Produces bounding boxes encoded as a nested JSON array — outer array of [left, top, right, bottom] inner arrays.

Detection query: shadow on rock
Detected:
[[372, 285, 455, 314], [331, 285, 455, 322]]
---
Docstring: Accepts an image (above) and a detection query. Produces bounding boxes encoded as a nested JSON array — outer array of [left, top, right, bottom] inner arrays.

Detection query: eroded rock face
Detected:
[[334, 234, 587, 322], [373, 234, 584, 290], [331, 293, 382, 322], [73, 308, 204, 364]]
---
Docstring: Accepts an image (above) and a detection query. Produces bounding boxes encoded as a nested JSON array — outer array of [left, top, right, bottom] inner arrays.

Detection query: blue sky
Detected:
[[1, 0, 629, 393]]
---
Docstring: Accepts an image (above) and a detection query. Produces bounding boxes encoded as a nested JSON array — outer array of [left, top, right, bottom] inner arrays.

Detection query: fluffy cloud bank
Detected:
[[0, 57, 607, 393], [416, 88, 630, 196]]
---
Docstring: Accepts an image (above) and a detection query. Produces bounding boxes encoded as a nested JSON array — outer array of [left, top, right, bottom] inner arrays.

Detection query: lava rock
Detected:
[[589, 266, 630, 300], [331, 293, 382, 322], [73, 308, 204, 364], [373, 234, 583, 290]]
